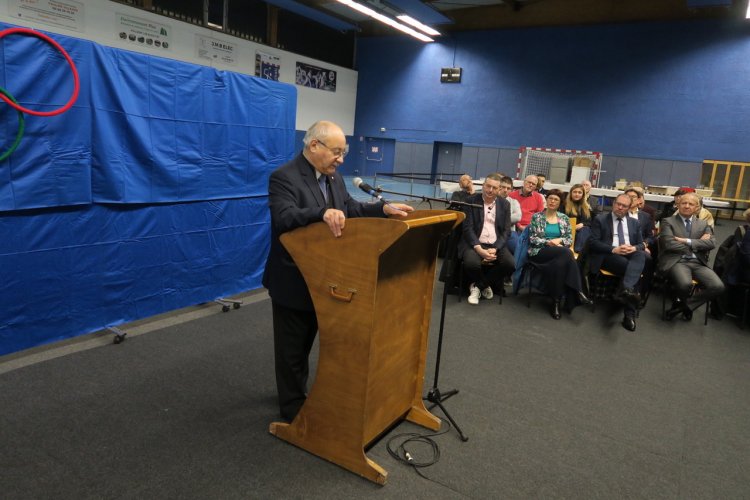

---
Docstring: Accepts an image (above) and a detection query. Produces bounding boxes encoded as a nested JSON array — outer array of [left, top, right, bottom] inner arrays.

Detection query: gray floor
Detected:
[[1, 217, 749, 499]]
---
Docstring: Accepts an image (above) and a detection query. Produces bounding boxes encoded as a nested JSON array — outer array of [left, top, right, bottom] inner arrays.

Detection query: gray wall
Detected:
[[394, 142, 433, 176], [394, 141, 702, 187]]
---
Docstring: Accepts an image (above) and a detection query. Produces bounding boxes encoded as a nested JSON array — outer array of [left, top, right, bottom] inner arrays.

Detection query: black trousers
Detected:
[[461, 245, 515, 290], [600, 250, 646, 290], [599, 250, 647, 318], [528, 246, 582, 300], [272, 301, 318, 421]]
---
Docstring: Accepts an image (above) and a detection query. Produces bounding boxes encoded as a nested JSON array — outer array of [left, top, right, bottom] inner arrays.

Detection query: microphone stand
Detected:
[[368, 187, 482, 211], [429, 224, 469, 442], [366, 185, 472, 441]]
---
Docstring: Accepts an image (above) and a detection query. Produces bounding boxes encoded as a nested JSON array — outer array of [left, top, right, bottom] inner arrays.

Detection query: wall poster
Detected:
[[255, 51, 280, 81], [9, 0, 85, 32], [295, 61, 336, 92]]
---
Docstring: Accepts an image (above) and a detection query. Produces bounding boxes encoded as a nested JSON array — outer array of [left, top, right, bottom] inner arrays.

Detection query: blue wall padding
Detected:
[[0, 24, 296, 355], [0, 22, 296, 210], [90, 45, 295, 203], [0, 198, 270, 355], [354, 20, 750, 163], [0, 28, 93, 211]]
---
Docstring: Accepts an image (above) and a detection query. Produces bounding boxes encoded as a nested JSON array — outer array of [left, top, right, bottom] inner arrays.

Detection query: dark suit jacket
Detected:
[[262, 153, 385, 311], [588, 212, 645, 273], [448, 189, 471, 210], [642, 204, 657, 220], [459, 193, 511, 255], [658, 214, 715, 272], [634, 211, 655, 247]]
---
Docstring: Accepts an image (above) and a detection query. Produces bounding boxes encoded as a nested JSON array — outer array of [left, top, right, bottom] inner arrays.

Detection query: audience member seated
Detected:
[[624, 188, 655, 249], [712, 209, 750, 318], [734, 210, 750, 284], [498, 175, 522, 254], [509, 174, 546, 232], [536, 174, 549, 196], [628, 185, 657, 219], [624, 187, 656, 294], [563, 183, 592, 253], [657, 189, 684, 225], [527, 189, 591, 319], [695, 194, 715, 228], [658, 192, 725, 321], [460, 173, 515, 305], [588, 193, 648, 332], [449, 173, 475, 210], [581, 179, 600, 216], [657, 188, 714, 228]]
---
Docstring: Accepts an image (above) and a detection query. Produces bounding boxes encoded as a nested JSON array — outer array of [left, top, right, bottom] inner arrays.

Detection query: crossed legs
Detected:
[[666, 260, 725, 311]]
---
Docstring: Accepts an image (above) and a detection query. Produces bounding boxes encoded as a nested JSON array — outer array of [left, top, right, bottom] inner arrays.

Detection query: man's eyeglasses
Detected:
[[317, 139, 349, 158]]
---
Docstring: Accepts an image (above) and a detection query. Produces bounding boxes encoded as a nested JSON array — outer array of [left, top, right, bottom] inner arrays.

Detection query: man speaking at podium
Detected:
[[263, 120, 413, 422]]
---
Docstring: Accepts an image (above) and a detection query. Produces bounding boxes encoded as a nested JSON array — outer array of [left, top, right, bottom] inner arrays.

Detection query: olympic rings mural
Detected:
[[0, 27, 80, 161]]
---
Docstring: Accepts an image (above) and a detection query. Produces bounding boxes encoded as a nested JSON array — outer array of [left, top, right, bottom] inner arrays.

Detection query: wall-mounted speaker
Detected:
[[440, 67, 462, 83]]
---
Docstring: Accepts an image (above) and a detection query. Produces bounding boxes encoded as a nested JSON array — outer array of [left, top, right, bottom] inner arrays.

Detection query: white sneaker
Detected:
[[468, 284, 480, 305], [481, 286, 494, 300]]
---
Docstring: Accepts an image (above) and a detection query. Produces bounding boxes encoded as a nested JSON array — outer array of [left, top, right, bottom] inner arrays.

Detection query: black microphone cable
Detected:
[[386, 420, 457, 487]]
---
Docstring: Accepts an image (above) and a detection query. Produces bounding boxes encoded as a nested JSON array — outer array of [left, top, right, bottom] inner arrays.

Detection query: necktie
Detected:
[[685, 217, 692, 236], [318, 175, 328, 202], [617, 217, 625, 246]]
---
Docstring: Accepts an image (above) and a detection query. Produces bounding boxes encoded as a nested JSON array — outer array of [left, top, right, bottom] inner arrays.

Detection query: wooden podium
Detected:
[[269, 209, 464, 484]]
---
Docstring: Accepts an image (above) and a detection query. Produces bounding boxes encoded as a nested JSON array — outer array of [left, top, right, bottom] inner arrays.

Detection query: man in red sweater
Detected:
[[509, 175, 546, 231]]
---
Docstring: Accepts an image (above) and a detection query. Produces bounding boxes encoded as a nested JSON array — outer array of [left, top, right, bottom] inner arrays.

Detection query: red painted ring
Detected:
[[0, 27, 80, 117]]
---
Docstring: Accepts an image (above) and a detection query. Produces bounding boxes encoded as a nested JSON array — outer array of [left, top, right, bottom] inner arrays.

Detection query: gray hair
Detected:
[[680, 192, 701, 205], [302, 120, 338, 147]]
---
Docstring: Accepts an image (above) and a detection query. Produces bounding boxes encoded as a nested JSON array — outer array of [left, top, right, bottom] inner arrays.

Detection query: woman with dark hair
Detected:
[[563, 183, 592, 253], [528, 189, 591, 319]]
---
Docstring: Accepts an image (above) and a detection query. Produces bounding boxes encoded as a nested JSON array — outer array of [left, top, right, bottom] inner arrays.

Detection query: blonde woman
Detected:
[[563, 183, 592, 253]]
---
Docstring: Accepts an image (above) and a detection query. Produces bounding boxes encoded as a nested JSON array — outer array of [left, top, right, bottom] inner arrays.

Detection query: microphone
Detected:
[[353, 177, 386, 202]]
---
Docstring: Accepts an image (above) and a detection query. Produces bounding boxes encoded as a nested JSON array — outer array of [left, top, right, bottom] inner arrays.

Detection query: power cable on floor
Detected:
[[386, 420, 456, 487]]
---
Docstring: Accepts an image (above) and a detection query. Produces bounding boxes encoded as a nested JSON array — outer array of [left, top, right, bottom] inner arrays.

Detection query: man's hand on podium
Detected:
[[323, 208, 346, 237], [384, 203, 414, 217]]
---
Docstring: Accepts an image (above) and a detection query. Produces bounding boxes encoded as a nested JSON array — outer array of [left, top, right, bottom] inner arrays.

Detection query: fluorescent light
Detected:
[[335, 0, 434, 42], [397, 15, 441, 36], [747, 1, 750, 18]]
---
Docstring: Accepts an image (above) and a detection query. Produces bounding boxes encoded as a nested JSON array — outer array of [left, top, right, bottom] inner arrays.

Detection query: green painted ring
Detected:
[[0, 86, 25, 162]]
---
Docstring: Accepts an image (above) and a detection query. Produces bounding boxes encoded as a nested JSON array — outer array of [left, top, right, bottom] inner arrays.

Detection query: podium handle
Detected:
[[328, 284, 356, 303]]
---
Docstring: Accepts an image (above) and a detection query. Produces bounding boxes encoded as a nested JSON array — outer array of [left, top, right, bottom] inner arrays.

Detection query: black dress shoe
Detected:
[[665, 306, 681, 320], [665, 299, 685, 320], [616, 287, 642, 309], [551, 300, 562, 320], [622, 315, 636, 331], [682, 307, 693, 321], [577, 291, 593, 306]]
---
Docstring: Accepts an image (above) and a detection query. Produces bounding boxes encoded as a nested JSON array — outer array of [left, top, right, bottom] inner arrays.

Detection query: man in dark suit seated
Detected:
[[626, 185, 657, 219], [460, 173, 515, 305], [588, 193, 647, 331], [536, 174, 549, 196], [263, 120, 414, 422], [658, 192, 725, 321], [624, 187, 656, 296], [448, 173, 475, 210]]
